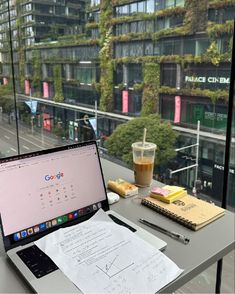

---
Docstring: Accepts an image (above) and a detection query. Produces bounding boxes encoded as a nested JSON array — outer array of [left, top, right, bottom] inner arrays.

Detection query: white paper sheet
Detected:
[[35, 209, 183, 294]]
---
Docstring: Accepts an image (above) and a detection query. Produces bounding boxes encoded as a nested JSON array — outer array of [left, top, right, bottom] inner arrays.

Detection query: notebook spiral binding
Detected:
[[141, 198, 195, 229]]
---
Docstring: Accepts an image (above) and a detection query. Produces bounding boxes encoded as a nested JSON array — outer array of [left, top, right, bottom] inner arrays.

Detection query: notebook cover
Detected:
[[141, 195, 225, 231]]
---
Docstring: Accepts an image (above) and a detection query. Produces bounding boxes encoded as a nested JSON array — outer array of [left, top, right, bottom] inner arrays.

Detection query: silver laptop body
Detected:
[[0, 141, 166, 293]]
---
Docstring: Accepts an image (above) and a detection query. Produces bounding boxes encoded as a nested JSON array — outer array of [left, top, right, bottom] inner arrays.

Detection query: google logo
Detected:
[[45, 172, 64, 181]]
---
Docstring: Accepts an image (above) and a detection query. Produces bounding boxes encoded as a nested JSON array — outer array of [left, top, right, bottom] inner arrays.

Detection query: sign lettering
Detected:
[[214, 164, 234, 174], [185, 76, 230, 84]]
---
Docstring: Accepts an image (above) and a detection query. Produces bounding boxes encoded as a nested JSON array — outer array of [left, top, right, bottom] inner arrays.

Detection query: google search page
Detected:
[[0, 145, 106, 236]]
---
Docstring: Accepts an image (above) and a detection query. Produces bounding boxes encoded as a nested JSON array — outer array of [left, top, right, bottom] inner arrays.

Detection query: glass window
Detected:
[[128, 92, 142, 114], [156, 0, 164, 10], [170, 15, 184, 27], [161, 64, 177, 87], [162, 40, 174, 55], [115, 6, 121, 16], [184, 38, 195, 55], [223, 7, 235, 22], [146, 0, 155, 13], [122, 43, 129, 56], [128, 64, 143, 86], [138, 21, 145, 33], [145, 41, 153, 55], [114, 91, 122, 112], [115, 43, 122, 58], [129, 42, 143, 57], [0, 0, 234, 219], [130, 22, 138, 33], [114, 65, 123, 85], [196, 39, 210, 55], [146, 20, 154, 32], [154, 42, 161, 55], [156, 18, 165, 30], [121, 5, 129, 16], [161, 96, 175, 120], [122, 23, 129, 34], [176, 0, 185, 7], [130, 2, 137, 14], [138, 1, 145, 13], [218, 37, 230, 54], [115, 24, 122, 36], [165, 0, 175, 8]]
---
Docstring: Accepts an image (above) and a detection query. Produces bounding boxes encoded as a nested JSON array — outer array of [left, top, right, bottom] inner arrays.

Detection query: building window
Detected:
[[73, 65, 97, 84], [208, 7, 235, 24], [145, 41, 153, 55], [130, 2, 137, 14], [183, 38, 195, 55], [195, 39, 210, 56], [138, 1, 145, 13], [130, 22, 138, 33], [128, 64, 143, 86], [146, 20, 154, 32], [161, 64, 177, 87], [115, 43, 122, 58], [130, 42, 144, 57], [114, 65, 123, 85], [122, 43, 129, 56], [146, 0, 155, 13], [138, 21, 145, 33]]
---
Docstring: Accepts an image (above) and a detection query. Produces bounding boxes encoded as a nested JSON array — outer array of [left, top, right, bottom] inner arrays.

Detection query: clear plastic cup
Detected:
[[132, 142, 157, 187]]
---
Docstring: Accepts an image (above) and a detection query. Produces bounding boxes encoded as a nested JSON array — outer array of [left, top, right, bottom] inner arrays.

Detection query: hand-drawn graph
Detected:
[[96, 254, 134, 278]]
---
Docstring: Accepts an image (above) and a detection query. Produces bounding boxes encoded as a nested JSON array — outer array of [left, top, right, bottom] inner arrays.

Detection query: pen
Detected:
[[139, 218, 190, 244]]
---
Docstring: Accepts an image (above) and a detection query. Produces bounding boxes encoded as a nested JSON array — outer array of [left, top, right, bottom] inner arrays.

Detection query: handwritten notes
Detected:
[[35, 210, 183, 293]]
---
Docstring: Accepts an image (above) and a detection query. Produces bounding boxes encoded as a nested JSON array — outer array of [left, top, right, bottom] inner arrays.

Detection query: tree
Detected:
[[0, 84, 14, 123], [105, 115, 177, 168]]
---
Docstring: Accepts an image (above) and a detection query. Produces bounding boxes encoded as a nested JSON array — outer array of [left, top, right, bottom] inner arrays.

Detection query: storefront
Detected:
[[160, 94, 230, 132]]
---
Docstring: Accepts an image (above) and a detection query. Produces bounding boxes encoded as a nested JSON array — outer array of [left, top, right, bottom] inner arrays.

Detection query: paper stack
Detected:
[[150, 185, 187, 203]]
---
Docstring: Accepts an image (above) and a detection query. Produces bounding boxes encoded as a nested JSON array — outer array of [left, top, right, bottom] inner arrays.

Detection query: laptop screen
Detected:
[[0, 141, 109, 250]]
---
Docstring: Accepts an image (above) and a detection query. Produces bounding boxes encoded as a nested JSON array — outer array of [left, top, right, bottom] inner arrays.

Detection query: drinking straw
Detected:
[[141, 128, 147, 158], [142, 128, 147, 147]]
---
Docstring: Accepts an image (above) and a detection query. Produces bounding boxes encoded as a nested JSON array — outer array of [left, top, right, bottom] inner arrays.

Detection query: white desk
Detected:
[[0, 158, 234, 293]]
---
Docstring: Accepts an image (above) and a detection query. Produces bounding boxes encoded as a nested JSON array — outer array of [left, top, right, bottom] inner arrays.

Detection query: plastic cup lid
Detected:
[[132, 142, 157, 150]]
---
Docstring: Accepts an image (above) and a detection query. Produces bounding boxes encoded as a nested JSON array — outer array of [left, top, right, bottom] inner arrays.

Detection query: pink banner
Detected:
[[25, 80, 30, 95], [43, 113, 51, 131], [43, 82, 49, 98], [122, 90, 129, 113], [174, 96, 181, 123], [3, 78, 8, 85]]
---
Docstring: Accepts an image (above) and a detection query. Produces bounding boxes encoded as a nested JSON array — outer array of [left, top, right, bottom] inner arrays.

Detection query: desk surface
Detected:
[[0, 158, 234, 293]]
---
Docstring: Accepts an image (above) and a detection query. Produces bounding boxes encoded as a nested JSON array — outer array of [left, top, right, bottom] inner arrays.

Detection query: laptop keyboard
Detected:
[[108, 214, 137, 232], [17, 245, 58, 278]]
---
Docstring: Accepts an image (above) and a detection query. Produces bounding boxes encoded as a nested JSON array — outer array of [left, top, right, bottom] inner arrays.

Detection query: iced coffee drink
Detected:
[[132, 142, 156, 187]]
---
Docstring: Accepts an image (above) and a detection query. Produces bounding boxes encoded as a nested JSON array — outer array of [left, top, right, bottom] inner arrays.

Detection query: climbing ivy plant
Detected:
[[31, 50, 41, 96], [99, 0, 114, 112], [16, 0, 25, 93], [53, 64, 64, 103], [207, 41, 221, 66], [141, 63, 160, 116], [184, 0, 208, 33]]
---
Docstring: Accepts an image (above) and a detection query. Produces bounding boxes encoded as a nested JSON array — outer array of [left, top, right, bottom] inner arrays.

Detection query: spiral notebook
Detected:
[[141, 195, 225, 231]]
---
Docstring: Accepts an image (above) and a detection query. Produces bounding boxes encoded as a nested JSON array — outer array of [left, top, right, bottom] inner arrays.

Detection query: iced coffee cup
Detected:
[[132, 141, 156, 187]]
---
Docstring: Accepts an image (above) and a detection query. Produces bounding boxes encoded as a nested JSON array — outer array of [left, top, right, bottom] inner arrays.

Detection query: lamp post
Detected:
[[168, 120, 200, 195], [41, 116, 44, 145], [31, 115, 34, 135]]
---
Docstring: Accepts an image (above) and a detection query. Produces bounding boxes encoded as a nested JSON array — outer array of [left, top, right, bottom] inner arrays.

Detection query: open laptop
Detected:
[[0, 141, 166, 293]]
